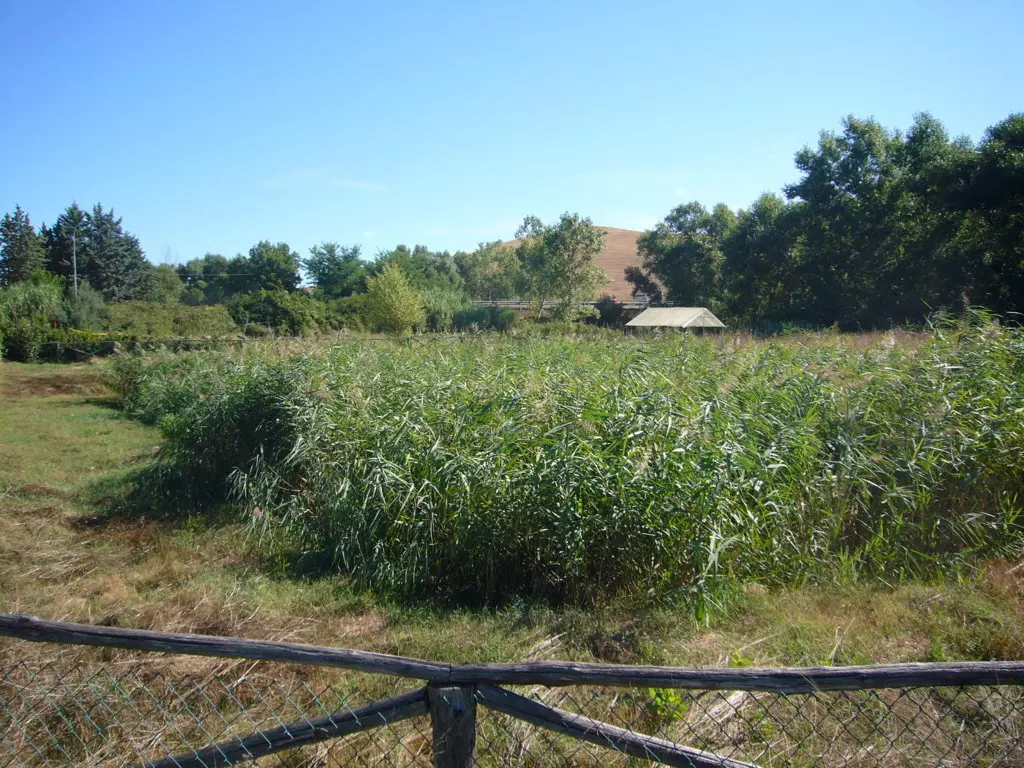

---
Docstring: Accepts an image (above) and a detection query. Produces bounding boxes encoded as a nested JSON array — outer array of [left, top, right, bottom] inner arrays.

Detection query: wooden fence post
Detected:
[[428, 685, 476, 768]]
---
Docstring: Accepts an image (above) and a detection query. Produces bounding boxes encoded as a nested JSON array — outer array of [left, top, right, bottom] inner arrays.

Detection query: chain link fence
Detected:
[[3, 611, 1024, 768], [4, 652, 1024, 767]]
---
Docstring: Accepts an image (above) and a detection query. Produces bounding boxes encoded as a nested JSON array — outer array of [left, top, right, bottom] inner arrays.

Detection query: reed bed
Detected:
[[110, 316, 1024, 607]]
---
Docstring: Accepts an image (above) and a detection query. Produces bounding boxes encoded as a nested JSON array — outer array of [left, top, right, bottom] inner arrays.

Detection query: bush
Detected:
[[0, 279, 64, 361], [63, 281, 108, 331], [365, 264, 424, 335], [228, 290, 325, 336], [453, 305, 516, 332], [594, 295, 626, 327], [39, 328, 135, 361], [324, 294, 370, 331], [106, 302, 237, 338], [422, 287, 471, 332]]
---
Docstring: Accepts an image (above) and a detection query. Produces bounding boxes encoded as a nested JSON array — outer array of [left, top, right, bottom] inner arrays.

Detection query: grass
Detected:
[[3, 343, 1024, 765], [2, 347, 1023, 667], [109, 316, 1024, 607]]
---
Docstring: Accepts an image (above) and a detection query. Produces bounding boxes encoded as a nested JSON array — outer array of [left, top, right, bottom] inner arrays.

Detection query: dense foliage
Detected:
[[631, 113, 1024, 329], [114, 317, 1024, 607], [4, 110, 1022, 347], [0, 277, 64, 361]]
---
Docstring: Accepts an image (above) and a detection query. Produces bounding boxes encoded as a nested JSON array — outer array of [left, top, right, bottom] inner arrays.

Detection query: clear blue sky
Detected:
[[2, 0, 1021, 265]]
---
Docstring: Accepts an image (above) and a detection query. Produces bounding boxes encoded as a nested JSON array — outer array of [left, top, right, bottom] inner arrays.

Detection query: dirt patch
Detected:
[[0, 369, 108, 400]]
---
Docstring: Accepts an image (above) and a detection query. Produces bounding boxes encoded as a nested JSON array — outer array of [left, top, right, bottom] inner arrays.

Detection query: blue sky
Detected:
[[2, 0, 1021, 265]]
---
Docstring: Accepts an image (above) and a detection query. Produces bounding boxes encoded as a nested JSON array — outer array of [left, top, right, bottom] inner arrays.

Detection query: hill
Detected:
[[500, 226, 645, 301]]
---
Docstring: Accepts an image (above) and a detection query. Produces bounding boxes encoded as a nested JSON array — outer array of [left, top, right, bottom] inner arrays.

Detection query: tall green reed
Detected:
[[112, 315, 1024, 605]]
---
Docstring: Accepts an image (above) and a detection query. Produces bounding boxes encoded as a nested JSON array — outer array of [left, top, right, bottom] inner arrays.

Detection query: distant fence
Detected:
[[2, 614, 1023, 767], [471, 300, 650, 311]]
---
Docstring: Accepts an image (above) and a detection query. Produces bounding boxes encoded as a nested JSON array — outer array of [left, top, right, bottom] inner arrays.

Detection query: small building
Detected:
[[625, 307, 726, 332]]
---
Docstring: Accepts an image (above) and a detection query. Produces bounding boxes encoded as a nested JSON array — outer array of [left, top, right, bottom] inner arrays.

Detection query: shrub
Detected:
[[453, 305, 516, 332], [325, 294, 370, 331], [106, 302, 237, 338], [365, 264, 424, 335], [422, 287, 471, 332], [227, 291, 323, 336], [0, 279, 63, 361], [63, 281, 108, 331], [594, 295, 626, 327]]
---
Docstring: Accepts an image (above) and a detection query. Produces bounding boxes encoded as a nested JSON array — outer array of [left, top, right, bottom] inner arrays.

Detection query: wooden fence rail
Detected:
[[4, 612, 1024, 768]]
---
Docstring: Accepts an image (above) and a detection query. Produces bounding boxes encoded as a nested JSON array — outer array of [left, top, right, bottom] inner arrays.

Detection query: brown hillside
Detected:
[[501, 226, 645, 301]]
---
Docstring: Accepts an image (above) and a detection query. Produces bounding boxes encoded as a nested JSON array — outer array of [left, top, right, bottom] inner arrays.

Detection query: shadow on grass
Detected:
[[75, 462, 238, 529]]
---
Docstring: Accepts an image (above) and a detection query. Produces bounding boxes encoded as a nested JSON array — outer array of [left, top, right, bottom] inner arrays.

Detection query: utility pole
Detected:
[[72, 231, 79, 299]]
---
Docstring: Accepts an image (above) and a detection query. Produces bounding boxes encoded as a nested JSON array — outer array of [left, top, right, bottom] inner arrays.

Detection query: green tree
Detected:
[[636, 202, 735, 312], [177, 254, 239, 304], [721, 193, 802, 324], [514, 213, 608, 320], [454, 241, 521, 300], [945, 113, 1024, 314], [244, 241, 301, 293], [0, 205, 46, 285], [373, 245, 463, 292], [366, 263, 425, 334], [146, 263, 185, 303], [42, 203, 88, 283], [84, 204, 150, 301], [304, 242, 366, 297]]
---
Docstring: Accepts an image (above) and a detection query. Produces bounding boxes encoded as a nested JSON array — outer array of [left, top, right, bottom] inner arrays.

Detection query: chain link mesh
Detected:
[[473, 684, 1024, 767], [0, 657, 434, 767], [3, 653, 1023, 766]]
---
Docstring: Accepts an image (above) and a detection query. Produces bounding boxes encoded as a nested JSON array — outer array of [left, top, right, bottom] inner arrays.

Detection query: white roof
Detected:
[[626, 307, 726, 328]]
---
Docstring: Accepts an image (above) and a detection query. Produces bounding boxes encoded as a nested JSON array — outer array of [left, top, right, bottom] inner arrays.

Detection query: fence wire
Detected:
[[474, 685, 1024, 767], [2, 657, 1024, 767]]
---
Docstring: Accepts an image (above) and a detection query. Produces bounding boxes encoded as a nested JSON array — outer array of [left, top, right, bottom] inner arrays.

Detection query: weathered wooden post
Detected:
[[428, 685, 477, 768]]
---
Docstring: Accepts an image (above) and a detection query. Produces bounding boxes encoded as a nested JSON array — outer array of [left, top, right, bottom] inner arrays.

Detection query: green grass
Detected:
[[109, 315, 1024, 607], [1, 354, 1022, 672], [5, 356, 1024, 767]]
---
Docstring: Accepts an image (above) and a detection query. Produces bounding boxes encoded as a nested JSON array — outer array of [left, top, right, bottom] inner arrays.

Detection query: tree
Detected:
[[365, 263, 425, 334], [304, 242, 366, 297], [178, 254, 233, 304], [514, 213, 608, 320], [623, 265, 663, 304], [244, 241, 301, 293], [146, 264, 185, 303], [0, 205, 45, 285], [636, 202, 734, 312], [83, 204, 150, 301], [373, 245, 463, 292], [42, 203, 88, 283], [454, 241, 521, 300], [944, 113, 1024, 314], [721, 193, 802, 324]]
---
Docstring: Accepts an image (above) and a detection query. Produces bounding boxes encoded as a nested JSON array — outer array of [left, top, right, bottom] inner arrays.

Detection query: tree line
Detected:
[[629, 112, 1024, 329], [4, 110, 1021, 343], [0, 200, 608, 351]]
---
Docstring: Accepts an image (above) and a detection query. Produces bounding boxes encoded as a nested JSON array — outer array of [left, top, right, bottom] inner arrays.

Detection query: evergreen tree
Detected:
[[85, 204, 150, 301], [42, 202, 89, 283], [0, 205, 46, 284]]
